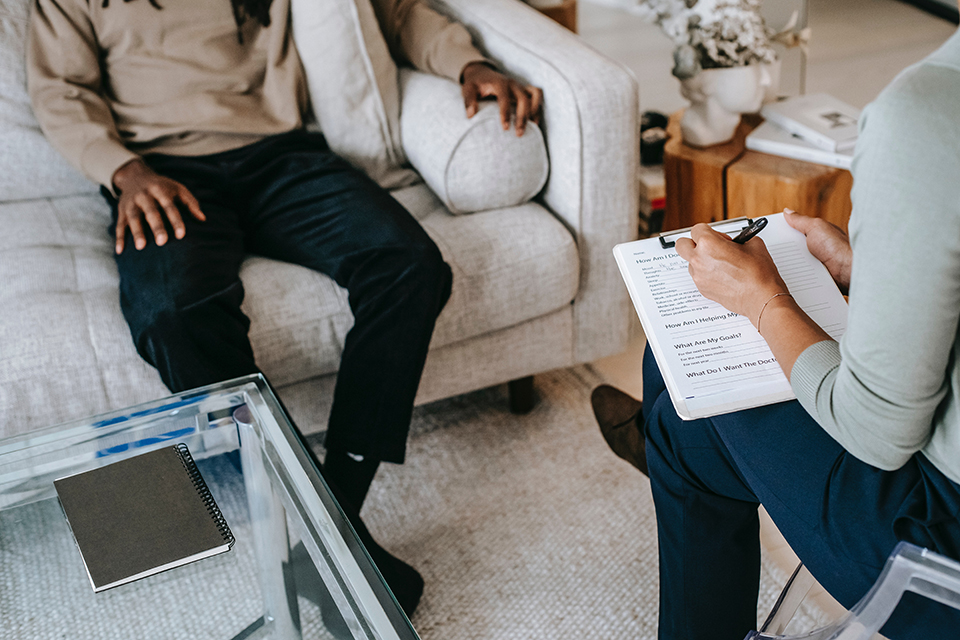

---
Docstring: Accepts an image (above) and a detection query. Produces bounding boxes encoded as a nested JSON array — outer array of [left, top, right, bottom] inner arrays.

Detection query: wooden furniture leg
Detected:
[[508, 376, 536, 414]]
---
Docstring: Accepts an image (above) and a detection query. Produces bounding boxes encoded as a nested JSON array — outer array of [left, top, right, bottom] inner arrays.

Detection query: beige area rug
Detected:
[[320, 365, 828, 639]]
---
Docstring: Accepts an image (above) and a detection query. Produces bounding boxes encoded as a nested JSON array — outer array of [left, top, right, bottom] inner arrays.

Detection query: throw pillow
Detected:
[[399, 69, 549, 214], [290, 0, 418, 189]]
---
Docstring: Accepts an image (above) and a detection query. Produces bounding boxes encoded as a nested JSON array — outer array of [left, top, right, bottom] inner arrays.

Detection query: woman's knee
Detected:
[[643, 397, 759, 502], [643, 393, 685, 476]]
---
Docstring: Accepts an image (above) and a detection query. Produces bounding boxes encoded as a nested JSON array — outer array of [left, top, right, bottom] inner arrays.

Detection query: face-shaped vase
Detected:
[[679, 61, 778, 147]]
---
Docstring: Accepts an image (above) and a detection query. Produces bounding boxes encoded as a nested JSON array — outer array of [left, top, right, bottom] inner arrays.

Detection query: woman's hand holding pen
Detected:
[[674, 223, 789, 329], [675, 211, 838, 380]]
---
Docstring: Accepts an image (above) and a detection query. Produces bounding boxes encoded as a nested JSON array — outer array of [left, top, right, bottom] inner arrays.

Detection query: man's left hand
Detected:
[[461, 62, 543, 137]]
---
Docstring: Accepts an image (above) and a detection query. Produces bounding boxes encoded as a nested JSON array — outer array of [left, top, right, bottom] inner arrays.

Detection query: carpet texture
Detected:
[[323, 365, 828, 639], [0, 454, 337, 640]]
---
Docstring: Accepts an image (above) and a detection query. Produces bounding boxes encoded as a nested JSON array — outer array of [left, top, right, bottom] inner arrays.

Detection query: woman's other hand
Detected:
[[784, 210, 852, 294]]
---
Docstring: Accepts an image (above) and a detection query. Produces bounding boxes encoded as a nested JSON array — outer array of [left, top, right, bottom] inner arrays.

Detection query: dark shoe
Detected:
[[324, 476, 424, 618], [289, 431, 424, 619], [349, 512, 424, 618], [591, 384, 648, 476], [291, 522, 424, 635], [290, 541, 352, 639]]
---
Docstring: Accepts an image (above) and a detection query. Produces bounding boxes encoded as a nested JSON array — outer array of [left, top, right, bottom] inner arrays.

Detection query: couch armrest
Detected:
[[428, 0, 640, 363]]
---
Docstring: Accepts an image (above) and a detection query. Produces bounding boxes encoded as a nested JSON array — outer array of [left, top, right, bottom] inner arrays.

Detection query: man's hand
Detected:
[[460, 62, 543, 137], [111, 159, 206, 254], [784, 209, 853, 294]]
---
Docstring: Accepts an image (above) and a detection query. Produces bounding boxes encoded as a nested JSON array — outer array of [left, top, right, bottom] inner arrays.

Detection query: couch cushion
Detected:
[[241, 257, 355, 386], [394, 184, 578, 345], [242, 184, 579, 386], [0, 0, 98, 202], [0, 197, 167, 436], [0, 187, 578, 430]]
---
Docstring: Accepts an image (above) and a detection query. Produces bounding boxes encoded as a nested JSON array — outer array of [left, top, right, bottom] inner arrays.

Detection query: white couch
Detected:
[[0, 0, 639, 438]]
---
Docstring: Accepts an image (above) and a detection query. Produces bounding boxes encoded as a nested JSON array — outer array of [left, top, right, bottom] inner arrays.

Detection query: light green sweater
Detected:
[[791, 28, 960, 485]]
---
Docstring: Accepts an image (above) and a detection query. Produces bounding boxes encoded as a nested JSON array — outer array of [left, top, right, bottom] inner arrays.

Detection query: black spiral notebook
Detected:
[[54, 443, 235, 592]]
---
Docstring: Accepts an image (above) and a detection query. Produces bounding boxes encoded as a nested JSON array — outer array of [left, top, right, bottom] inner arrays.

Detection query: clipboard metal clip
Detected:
[[658, 217, 754, 250]]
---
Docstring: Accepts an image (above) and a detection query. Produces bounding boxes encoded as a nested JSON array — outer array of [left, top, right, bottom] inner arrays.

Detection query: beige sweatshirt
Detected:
[[27, 0, 487, 190]]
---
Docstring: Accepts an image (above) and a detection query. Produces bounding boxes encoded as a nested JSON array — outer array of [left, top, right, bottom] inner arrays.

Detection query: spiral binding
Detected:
[[174, 443, 236, 548]]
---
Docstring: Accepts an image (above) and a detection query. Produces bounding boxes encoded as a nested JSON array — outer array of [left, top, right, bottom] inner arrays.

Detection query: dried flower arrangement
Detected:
[[636, 0, 778, 79]]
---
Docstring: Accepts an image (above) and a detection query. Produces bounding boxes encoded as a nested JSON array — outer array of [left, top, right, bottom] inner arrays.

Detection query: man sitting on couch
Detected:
[[27, 0, 541, 615]]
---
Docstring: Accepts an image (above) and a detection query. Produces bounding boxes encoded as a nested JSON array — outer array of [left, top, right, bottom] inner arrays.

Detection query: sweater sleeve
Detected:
[[27, 0, 139, 192], [790, 63, 960, 470], [370, 0, 489, 82]]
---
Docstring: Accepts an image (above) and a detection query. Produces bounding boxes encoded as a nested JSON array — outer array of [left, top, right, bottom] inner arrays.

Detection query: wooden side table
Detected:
[[663, 111, 853, 232], [532, 0, 577, 32]]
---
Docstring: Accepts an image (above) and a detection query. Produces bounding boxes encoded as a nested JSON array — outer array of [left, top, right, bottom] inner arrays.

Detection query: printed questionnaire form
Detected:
[[614, 213, 848, 420]]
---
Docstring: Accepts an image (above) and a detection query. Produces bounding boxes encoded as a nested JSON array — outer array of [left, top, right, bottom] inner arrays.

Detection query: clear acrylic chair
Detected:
[[746, 542, 960, 640]]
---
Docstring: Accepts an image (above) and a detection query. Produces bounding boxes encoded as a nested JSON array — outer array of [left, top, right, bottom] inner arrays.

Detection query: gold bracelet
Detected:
[[756, 292, 793, 336]]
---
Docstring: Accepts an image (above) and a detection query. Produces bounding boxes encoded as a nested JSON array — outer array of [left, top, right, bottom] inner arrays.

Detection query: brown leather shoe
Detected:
[[591, 384, 648, 476]]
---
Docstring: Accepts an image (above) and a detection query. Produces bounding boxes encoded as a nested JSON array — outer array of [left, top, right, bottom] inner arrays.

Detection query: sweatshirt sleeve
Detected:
[[27, 0, 139, 192], [790, 63, 960, 470], [370, 0, 489, 82]]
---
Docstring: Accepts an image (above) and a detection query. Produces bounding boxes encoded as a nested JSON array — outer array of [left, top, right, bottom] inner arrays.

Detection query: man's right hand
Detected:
[[111, 158, 206, 254], [784, 209, 852, 294]]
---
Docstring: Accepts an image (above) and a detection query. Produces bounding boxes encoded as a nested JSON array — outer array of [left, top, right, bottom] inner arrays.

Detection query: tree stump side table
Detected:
[[663, 111, 853, 232], [531, 0, 577, 32]]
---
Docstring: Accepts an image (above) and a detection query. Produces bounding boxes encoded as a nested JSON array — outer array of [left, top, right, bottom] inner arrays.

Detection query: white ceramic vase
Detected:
[[679, 60, 780, 148]]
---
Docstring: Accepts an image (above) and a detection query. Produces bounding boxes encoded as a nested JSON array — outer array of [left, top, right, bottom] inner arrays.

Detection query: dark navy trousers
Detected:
[[104, 131, 452, 463], [642, 345, 960, 640]]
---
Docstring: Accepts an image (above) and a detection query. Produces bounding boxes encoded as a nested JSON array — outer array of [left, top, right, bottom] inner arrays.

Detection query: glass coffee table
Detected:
[[0, 375, 419, 640]]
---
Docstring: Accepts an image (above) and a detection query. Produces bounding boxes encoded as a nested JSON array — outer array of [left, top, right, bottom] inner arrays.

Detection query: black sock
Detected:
[[322, 447, 380, 511]]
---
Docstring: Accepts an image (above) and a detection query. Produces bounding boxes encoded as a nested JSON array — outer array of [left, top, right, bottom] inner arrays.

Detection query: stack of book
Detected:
[[747, 93, 860, 171]]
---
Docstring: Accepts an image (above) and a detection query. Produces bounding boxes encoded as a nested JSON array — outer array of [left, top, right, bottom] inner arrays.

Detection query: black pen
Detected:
[[732, 217, 768, 244]]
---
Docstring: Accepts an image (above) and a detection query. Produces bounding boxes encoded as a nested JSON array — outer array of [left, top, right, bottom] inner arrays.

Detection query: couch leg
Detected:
[[508, 376, 536, 414]]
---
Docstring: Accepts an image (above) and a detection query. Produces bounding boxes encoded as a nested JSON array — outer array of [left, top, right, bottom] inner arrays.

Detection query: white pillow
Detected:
[[290, 0, 418, 189], [0, 0, 97, 202], [399, 69, 549, 214]]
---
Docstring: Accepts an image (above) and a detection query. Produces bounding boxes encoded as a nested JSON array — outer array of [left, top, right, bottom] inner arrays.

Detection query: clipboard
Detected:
[[613, 212, 849, 420], [656, 217, 757, 249]]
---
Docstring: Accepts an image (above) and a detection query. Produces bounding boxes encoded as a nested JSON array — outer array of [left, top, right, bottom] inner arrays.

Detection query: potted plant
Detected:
[[639, 0, 780, 147]]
